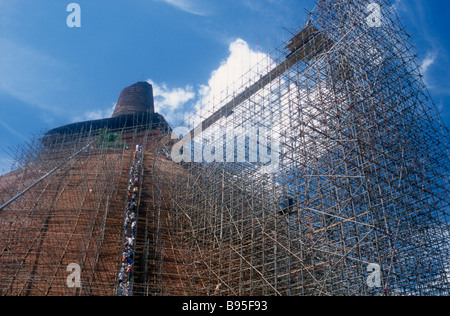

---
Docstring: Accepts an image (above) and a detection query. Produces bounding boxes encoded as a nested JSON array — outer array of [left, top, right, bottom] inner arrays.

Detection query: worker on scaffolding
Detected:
[[128, 247, 134, 259], [125, 214, 131, 231], [127, 264, 133, 281], [115, 147, 144, 297], [131, 221, 136, 237], [126, 255, 133, 266]]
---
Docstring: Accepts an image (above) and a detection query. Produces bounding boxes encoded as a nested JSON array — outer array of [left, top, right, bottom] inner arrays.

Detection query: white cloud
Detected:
[[179, 38, 279, 168], [419, 50, 438, 89], [178, 37, 335, 174], [421, 51, 437, 74], [147, 79, 196, 124], [148, 38, 275, 129], [192, 38, 275, 119], [157, 0, 207, 16], [437, 100, 444, 112]]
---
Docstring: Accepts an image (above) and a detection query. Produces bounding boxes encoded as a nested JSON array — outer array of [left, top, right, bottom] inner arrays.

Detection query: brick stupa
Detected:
[[112, 82, 155, 117]]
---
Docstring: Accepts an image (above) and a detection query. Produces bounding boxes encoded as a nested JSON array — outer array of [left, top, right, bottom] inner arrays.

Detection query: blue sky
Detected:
[[1, 0, 450, 174]]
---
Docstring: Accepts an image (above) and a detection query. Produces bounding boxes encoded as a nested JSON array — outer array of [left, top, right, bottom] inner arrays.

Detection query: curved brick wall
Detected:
[[112, 82, 155, 118]]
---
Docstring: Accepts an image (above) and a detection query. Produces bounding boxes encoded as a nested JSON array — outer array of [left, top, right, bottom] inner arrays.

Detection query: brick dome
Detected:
[[112, 82, 155, 118]]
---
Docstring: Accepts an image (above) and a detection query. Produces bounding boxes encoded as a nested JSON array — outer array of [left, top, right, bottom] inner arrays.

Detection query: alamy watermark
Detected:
[[171, 124, 280, 174], [64, 2, 379, 28], [66, 3, 81, 28], [366, 263, 382, 288]]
